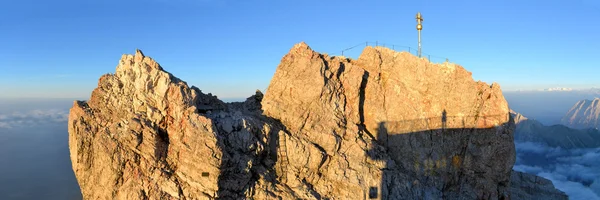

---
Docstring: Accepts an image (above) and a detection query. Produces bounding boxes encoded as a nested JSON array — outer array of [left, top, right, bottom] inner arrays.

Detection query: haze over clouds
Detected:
[[504, 89, 600, 125], [514, 141, 600, 200], [0, 109, 68, 129], [0, 99, 81, 200]]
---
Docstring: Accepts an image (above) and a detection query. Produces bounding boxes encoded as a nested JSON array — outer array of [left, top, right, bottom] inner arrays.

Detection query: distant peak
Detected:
[[543, 87, 573, 91], [579, 98, 598, 103], [510, 109, 529, 124]]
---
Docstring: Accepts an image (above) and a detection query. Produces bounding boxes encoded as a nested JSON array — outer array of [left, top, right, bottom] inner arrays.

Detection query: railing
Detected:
[[375, 114, 509, 135], [328, 41, 450, 64], [259, 41, 455, 94]]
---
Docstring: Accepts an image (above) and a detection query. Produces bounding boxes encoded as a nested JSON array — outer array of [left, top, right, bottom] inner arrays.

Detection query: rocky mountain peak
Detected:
[[561, 98, 600, 129], [68, 43, 562, 199], [510, 109, 528, 124]]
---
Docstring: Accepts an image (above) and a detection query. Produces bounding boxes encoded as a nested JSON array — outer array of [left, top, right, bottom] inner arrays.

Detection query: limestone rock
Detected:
[[509, 171, 567, 200], [68, 44, 558, 199], [261, 42, 514, 199], [69, 50, 279, 199]]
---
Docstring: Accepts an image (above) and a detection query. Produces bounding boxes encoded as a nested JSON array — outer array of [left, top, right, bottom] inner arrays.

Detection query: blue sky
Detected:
[[1, 0, 599, 99]]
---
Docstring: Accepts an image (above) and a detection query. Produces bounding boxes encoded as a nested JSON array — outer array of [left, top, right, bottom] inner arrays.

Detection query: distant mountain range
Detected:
[[510, 88, 600, 93], [561, 98, 600, 130], [504, 89, 600, 125], [511, 110, 600, 149]]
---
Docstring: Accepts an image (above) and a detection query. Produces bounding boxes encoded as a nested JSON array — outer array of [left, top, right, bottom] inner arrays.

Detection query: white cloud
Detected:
[[0, 109, 69, 129], [539, 172, 600, 200], [514, 142, 600, 200], [0, 121, 11, 129], [515, 141, 555, 154]]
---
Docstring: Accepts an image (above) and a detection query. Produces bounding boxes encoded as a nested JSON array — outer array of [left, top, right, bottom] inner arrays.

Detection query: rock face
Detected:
[[69, 50, 229, 199], [512, 110, 600, 149], [69, 43, 554, 199], [260, 43, 514, 199], [509, 171, 567, 200], [561, 98, 600, 129]]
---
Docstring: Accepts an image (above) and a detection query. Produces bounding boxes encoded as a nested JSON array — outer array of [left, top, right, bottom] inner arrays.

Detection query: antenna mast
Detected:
[[416, 12, 423, 58]]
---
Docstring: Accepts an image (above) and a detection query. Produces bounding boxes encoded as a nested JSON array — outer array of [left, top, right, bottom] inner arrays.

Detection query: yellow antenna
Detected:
[[416, 12, 423, 58]]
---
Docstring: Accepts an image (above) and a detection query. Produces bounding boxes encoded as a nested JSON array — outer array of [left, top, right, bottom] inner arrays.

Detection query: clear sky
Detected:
[[1, 0, 599, 99]]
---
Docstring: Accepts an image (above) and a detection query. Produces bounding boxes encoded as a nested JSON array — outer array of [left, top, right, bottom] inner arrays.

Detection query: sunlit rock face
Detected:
[[68, 43, 560, 199], [261, 43, 514, 199]]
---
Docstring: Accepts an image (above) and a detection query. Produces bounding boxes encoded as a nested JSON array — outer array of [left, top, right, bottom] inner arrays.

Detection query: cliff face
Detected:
[[561, 98, 600, 129], [68, 43, 540, 199], [509, 171, 567, 200], [261, 43, 514, 199]]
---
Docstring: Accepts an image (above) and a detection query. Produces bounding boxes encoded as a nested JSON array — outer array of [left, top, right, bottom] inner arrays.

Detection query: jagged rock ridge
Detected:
[[509, 171, 567, 200], [561, 98, 600, 129], [69, 43, 560, 199], [512, 110, 600, 149]]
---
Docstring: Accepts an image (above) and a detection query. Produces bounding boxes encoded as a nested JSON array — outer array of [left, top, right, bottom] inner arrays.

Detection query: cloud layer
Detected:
[[0, 109, 69, 129], [514, 141, 600, 200]]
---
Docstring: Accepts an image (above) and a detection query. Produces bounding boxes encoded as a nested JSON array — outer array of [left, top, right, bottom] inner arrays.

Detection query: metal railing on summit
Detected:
[[331, 41, 450, 64]]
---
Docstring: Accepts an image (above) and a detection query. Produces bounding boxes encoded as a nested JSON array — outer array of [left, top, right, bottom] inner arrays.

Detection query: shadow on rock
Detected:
[[365, 112, 515, 200]]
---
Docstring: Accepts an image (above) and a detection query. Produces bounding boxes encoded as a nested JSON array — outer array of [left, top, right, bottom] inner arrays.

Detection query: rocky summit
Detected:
[[68, 43, 563, 199]]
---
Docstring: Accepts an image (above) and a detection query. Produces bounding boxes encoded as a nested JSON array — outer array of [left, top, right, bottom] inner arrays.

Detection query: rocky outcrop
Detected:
[[69, 43, 554, 199], [512, 110, 600, 148], [562, 98, 600, 129], [260, 43, 514, 199], [509, 171, 567, 200], [69, 50, 227, 199]]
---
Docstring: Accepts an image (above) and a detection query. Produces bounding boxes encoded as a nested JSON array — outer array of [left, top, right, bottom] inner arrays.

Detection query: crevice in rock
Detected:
[[298, 112, 311, 131], [282, 184, 301, 199], [201, 192, 214, 199], [309, 141, 328, 173], [155, 127, 170, 161], [141, 189, 149, 200], [320, 55, 330, 88], [302, 178, 322, 199], [173, 177, 184, 199]]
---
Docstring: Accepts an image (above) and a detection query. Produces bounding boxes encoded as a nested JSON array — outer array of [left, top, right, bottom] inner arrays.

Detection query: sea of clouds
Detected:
[[0, 99, 81, 200], [0, 109, 69, 129], [514, 141, 600, 200]]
